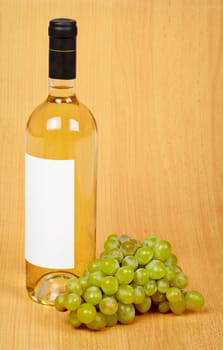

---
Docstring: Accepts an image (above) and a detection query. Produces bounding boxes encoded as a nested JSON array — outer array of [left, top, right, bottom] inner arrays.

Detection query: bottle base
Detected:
[[26, 272, 75, 306]]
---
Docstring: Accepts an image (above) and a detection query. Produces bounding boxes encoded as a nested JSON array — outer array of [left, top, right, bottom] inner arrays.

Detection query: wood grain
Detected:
[[1, 0, 223, 349]]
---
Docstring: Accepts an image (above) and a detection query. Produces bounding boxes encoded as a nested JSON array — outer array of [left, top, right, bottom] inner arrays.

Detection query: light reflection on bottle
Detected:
[[46, 116, 62, 130], [69, 119, 79, 132]]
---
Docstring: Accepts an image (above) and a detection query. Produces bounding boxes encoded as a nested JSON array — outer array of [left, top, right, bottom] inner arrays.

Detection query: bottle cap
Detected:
[[49, 18, 77, 38]]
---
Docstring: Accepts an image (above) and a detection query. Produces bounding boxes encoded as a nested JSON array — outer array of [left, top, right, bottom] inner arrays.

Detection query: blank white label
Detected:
[[25, 153, 75, 269]]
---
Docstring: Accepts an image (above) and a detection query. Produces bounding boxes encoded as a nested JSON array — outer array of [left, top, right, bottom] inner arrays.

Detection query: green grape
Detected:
[[144, 280, 157, 296], [116, 285, 135, 304], [119, 235, 131, 243], [104, 313, 118, 327], [104, 238, 120, 251], [79, 276, 90, 291], [65, 278, 83, 296], [165, 253, 178, 266], [99, 296, 118, 315], [169, 297, 186, 315], [122, 256, 139, 270], [133, 268, 149, 285], [117, 303, 135, 324], [64, 293, 82, 311], [54, 293, 67, 312], [107, 234, 119, 240], [135, 247, 153, 265], [115, 266, 134, 284], [151, 291, 166, 303], [158, 301, 170, 313], [101, 276, 119, 295], [120, 240, 138, 256], [154, 240, 171, 261], [142, 236, 160, 249], [83, 268, 90, 277], [89, 271, 105, 287], [84, 286, 102, 305], [135, 296, 152, 313], [101, 258, 120, 275], [174, 265, 182, 273], [105, 248, 124, 263], [100, 251, 108, 259], [146, 259, 166, 279], [86, 312, 107, 331], [166, 287, 183, 303], [69, 310, 82, 328], [172, 272, 189, 289], [165, 266, 176, 282], [77, 303, 97, 324], [131, 284, 145, 304], [131, 238, 141, 246], [88, 259, 102, 273], [157, 278, 169, 293], [185, 291, 205, 309]]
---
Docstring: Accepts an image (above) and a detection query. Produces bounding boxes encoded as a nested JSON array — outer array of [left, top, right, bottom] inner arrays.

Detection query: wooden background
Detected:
[[1, 0, 223, 349]]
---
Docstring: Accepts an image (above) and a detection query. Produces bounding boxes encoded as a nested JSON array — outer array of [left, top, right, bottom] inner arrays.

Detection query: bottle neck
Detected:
[[48, 78, 76, 97], [49, 36, 76, 81]]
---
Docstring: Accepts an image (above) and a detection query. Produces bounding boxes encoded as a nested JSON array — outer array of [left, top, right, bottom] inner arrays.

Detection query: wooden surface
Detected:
[[1, 0, 223, 349]]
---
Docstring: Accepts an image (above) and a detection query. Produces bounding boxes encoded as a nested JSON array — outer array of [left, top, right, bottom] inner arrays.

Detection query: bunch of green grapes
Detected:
[[55, 235, 205, 331]]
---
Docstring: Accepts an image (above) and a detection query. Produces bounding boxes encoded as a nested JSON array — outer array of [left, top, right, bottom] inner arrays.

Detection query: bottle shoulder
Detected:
[[26, 96, 97, 136]]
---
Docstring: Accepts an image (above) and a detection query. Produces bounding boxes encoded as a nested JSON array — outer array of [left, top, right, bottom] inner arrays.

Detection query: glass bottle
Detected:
[[25, 18, 97, 305]]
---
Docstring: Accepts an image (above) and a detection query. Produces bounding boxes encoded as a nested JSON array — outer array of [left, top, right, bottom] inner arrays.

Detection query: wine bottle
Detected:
[[25, 18, 97, 305]]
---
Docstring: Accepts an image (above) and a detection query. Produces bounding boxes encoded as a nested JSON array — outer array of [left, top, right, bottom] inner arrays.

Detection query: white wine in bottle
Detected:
[[25, 18, 97, 305]]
